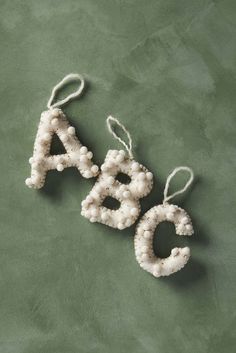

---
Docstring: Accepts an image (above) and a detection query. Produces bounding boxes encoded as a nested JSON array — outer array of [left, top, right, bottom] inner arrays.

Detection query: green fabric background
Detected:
[[1, 1, 236, 352]]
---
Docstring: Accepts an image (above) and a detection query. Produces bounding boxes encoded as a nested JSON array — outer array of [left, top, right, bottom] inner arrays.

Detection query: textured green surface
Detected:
[[1, 1, 236, 352]]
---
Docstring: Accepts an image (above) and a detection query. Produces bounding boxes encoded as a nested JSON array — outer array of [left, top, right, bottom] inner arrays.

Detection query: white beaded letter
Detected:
[[81, 116, 154, 229], [25, 74, 99, 189], [134, 204, 193, 277], [81, 149, 153, 229], [134, 166, 195, 278]]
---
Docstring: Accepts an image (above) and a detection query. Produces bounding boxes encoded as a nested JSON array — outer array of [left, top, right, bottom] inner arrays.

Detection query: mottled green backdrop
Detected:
[[1, 1, 236, 352]]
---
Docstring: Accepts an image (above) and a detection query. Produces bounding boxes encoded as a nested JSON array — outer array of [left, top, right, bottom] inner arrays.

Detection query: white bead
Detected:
[[80, 155, 88, 164], [91, 208, 99, 217], [99, 180, 107, 189], [182, 247, 190, 257], [86, 195, 93, 203], [116, 154, 124, 163], [136, 249, 143, 257], [91, 165, 99, 174], [111, 150, 118, 157], [181, 216, 188, 224], [144, 230, 151, 239], [148, 220, 156, 229], [33, 177, 41, 186], [138, 172, 146, 180], [131, 162, 139, 171], [81, 200, 88, 208], [29, 157, 34, 164], [51, 109, 60, 117], [142, 246, 149, 253], [138, 183, 146, 194], [83, 210, 91, 218], [25, 178, 33, 187], [41, 111, 49, 120], [84, 170, 92, 178], [171, 248, 179, 257], [95, 184, 103, 193], [178, 224, 185, 233], [116, 190, 122, 198], [101, 213, 109, 221], [169, 205, 176, 213], [130, 208, 138, 216], [137, 227, 144, 236], [43, 133, 51, 141], [119, 150, 126, 156], [125, 219, 132, 227], [106, 161, 114, 169], [107, 176, 114, 185], [141, 253, 149, 261], [143, 222, 150, 231], [167, 212, 174, 220], [31, 162, 39, 169], [101, 164, 108, 172], [118, 222, 124, 230], [90, 217, 97, 223], [146, 172, 153, 180], [56, 163, 64, 172], [68, 126, 75, 135], [51, 118, 59, 126], [153, 264, 161, 277], [186, 224, 192, 232], [87, 151, 93, 159], [91, 190, 99, 200], [123, 191, 130, 198], [60, 133, 68, 142], [80, 146, 88, 154], [120, 185, 126, 192], [35, 153, 44, 163]]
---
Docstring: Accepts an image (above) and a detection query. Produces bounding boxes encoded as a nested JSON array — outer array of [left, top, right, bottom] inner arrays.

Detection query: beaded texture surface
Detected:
[[81, 149, 153, 229], [25, 108, 99, 189], [134, 203, 194, 277]]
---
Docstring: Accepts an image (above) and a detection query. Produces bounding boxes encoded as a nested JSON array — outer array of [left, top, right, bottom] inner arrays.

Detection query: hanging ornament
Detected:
[[25, 74, 99, 189], [81, 116, 154, 229], [134, 166, 194, 277]]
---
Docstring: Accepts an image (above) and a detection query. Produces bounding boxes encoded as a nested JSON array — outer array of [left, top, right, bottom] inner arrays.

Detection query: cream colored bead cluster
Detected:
[[81, 149, 153, 229], [25, 108, 99, 189], [134, 203, 194, 278]]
